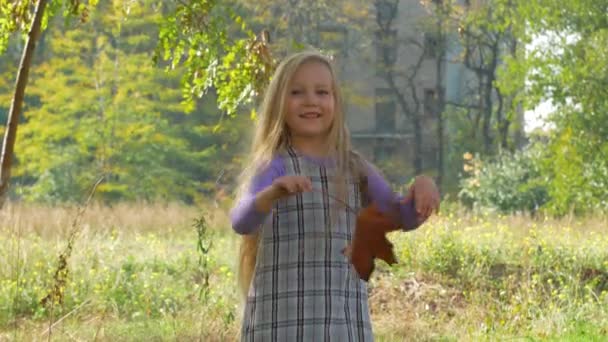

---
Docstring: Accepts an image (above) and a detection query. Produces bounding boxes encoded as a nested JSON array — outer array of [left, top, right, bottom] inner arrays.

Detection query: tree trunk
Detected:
[[498, 33, 519, 151], [482, 74, 493, 153], [386, 70, 423, 174], [434, 9, 446, 193], [482, 41, 499, 154], [435, 57, 445, 193], [375, 0, 423, 174], [496, 87, 510, 151], [412, 115, 423, 174], [0, 0, 48, 209]]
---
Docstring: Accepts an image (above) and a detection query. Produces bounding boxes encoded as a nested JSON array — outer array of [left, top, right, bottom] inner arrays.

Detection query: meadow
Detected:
[[1, 202, 607, 341]]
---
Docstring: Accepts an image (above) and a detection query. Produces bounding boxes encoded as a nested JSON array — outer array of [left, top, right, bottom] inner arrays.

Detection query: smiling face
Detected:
[[284, 61, 336, 143]]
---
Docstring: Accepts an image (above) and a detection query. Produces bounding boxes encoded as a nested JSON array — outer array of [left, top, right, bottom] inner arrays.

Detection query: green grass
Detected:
[[0, 202, 606, 341]]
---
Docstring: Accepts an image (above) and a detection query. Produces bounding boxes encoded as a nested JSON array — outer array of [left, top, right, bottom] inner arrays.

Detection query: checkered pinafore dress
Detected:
[[241, 147, 374, 341]]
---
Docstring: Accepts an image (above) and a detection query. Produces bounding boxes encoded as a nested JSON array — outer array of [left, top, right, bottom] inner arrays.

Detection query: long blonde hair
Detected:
[[236, 50, 358, 298]]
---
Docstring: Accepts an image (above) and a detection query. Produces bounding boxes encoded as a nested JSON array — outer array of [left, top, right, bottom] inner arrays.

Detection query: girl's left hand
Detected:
[[404, 175, 440, 220]]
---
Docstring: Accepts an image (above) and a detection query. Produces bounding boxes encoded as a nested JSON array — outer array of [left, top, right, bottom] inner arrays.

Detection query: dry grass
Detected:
[[1, 201, 192, 237], [0, 201, 231, 236], [1, 202, 607, 340], [369, 273, 468, 341]]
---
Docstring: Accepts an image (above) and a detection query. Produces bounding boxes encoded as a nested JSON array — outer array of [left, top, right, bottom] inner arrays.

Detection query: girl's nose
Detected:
[[304, 90, 318, 105]]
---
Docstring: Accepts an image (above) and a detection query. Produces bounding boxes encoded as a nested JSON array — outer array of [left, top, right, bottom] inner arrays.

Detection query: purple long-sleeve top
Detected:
[[230, 156, 421, 235]]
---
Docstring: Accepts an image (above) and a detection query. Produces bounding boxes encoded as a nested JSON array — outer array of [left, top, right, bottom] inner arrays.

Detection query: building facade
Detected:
[[328, 0, 454, 180]]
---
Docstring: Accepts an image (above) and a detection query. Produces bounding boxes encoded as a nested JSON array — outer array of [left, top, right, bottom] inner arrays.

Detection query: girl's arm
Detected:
[[364, 161, 422, 231], [230, 158, 285, 235]]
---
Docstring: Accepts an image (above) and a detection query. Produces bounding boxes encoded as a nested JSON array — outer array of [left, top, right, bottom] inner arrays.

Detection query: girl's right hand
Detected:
[[254, 175, 312, 213], [270, 175, 313, 199]]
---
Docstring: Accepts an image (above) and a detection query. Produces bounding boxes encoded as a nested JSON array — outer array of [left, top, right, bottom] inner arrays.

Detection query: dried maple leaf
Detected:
[[343, 203, 402, 281]]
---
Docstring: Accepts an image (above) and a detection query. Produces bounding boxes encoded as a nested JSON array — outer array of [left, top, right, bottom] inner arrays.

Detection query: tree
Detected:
[[2, 0, 270, 205], [12, 0, 246, 203], [515, 0, 608, 214], [373, 0, 432, 175], [0, 0, 48, 208], [236, 0, 370, 53], [0, 0, 96, 208], [455, 0, 607, 215], [454, 0, 523, 154], [0, 1, 260, 201], [420, 0, 459, 192]]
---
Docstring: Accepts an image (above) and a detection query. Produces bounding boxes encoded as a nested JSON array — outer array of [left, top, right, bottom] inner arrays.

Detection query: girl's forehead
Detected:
[[290, 61, 334, 85]]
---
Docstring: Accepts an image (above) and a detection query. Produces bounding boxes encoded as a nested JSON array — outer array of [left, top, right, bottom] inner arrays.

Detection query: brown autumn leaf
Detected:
[[344, 203, 402, 281]]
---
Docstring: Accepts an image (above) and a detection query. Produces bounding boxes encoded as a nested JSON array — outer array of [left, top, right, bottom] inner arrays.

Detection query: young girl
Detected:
[[230, 51, 439, 341]]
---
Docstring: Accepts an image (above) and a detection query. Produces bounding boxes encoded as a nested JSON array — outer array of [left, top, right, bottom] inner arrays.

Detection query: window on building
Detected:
[[424, 32, 439, 58], [318, 25, 348, 56], [375, 29, 397, 76], [422, 143, 439, 170], [375, 0, 397, 26], [375, 88, 396, 132], [424, 88, 436, 117], [374, 144, 396, 163]]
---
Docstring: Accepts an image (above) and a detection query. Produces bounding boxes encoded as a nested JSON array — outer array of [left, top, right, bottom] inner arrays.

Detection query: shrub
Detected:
[[458, 146, 549, 214]]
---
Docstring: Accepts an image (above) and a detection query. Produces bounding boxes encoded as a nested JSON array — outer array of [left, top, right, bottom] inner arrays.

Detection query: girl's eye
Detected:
[[291, 90, 302, 95], [317, 90, 329, 95]]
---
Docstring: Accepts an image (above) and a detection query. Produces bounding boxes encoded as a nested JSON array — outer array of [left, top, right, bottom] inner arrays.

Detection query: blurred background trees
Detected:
[[0, 0, 606, 216]]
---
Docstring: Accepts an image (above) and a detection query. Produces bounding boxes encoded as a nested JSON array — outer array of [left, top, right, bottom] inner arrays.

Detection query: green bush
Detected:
[[540, 127, 608, 216], [458, 146, 549, 214]]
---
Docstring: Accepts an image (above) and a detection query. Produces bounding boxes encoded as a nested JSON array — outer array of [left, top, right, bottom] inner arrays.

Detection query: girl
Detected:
[[230, 51, 439, 341]]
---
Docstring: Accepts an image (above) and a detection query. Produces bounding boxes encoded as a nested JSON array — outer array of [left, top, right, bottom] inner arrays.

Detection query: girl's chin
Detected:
[[291, 128, 331, 138]]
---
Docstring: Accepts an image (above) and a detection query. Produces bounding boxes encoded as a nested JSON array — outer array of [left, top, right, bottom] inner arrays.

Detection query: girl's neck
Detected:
[[289, 135, 331, 158]]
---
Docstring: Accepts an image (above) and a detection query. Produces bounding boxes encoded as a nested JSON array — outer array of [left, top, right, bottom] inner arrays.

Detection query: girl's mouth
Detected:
[[299, 112, 321, 119]]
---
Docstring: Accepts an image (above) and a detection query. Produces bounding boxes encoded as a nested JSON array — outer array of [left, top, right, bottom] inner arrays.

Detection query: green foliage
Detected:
[[5, 1, 247, 203], [194, 215, 212, 302], [0, 0, 98, 53], [236, 0, 370, 52], [166, 0, 375, 119], [453, 0, 525, 154], [451, 0, 608, 216], [501, 0, 608, 216], [458, 145, 549, 214], [540, 126, 608, 216], [0, 241, 210, 322], [14, 4, 175, 202], [457, 128, 607, 216], [0, 206, 240, 336], [154, 0, 274, 115], [0, 50, 16, 134], [443, 105, 487, 194]]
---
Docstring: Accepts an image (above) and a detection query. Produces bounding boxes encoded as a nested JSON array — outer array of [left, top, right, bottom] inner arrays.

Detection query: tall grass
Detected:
[[375, 209, 608, 340], [0, 202, 606, 341]]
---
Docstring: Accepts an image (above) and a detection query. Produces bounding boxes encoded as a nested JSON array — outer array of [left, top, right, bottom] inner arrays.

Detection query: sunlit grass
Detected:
[[1, 202, 606, 340]]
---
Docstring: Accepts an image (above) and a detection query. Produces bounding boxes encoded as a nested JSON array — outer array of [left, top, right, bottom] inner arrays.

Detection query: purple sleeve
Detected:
[[230, 157, 285, 235], [364, 161, 419, 231]]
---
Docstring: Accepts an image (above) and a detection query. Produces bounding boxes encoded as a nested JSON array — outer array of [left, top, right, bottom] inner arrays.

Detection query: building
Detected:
[[313, 0, 523, 183], [320, 0, 456, 180]]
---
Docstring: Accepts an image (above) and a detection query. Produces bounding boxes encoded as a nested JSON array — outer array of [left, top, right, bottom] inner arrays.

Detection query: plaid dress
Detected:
[[241, 147, 374, 341]]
